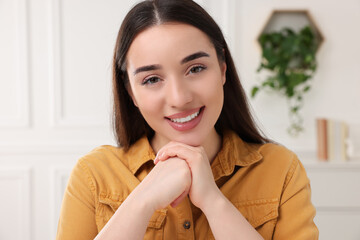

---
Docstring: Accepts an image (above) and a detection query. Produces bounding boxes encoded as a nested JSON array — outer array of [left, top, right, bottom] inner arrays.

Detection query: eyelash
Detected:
[[142, 76, 161, 85], [141, 65, 207, 85], [188, 65, 207, 75]]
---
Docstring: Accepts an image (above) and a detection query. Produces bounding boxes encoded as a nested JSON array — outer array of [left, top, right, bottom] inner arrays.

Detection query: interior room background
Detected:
[[1, 0, 359, 239]]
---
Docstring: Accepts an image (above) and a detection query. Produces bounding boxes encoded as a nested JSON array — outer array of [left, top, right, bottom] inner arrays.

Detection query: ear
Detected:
[[220, 61, 227, 85], [126, 84, 138, 107]]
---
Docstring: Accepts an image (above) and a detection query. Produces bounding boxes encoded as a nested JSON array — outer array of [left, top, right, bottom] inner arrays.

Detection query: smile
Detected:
[[170, 109, 201, 123], [165, 107, 204, 132]]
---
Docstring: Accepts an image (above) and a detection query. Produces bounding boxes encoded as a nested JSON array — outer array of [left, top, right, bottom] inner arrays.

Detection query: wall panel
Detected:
[[0, 167, 32, 240], [0, 0, 30, 127], [48, 0, 135, 127]]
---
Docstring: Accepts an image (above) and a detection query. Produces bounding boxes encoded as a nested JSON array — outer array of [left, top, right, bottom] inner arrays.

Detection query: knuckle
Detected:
[[194, 151, 202, 159], [194, 147, 203, 155]]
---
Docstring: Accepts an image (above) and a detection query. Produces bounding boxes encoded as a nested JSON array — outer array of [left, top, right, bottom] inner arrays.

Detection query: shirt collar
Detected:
[[126, 130, 263, 177], [211, 130, 263, 181], [126, 136, 156, 174]]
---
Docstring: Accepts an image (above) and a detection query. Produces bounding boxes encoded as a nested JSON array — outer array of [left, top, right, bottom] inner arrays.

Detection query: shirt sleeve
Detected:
[[56, 159, 98, 240], [273, 156, 319, 240]]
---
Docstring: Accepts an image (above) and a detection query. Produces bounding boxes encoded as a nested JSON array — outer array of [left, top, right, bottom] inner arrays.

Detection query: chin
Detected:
[[170, 131, 207, 147], [177, 138, 203, 147]]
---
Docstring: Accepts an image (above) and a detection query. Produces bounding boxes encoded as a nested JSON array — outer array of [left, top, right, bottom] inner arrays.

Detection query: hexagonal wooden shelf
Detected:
[[257, 10, 324, 52]]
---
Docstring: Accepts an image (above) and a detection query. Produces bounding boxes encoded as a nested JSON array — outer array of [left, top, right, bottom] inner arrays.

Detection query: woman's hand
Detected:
[[135, 157, 192, 211], [154, 142, 220, 210]]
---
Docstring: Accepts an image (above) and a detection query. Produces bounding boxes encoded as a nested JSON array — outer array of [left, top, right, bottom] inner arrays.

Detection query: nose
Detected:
[[166, 77, 193, 108]]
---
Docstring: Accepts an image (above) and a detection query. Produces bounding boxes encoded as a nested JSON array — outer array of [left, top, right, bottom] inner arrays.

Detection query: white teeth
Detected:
[[170, 109, 201, 123]]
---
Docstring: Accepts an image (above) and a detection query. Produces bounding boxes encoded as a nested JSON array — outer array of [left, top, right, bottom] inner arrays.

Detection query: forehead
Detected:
[[126, 23, 215, 68]]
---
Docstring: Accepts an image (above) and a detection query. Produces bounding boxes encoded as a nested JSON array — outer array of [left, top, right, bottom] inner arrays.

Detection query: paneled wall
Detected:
[[0, 0, 359, 239]]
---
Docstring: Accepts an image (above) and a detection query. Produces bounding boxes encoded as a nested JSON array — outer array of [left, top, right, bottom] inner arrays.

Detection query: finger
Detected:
[[157, 144, 199, 166], [154, 151, 175, 164], [155, 142, 191, 164], [154, 152, 178, 165]]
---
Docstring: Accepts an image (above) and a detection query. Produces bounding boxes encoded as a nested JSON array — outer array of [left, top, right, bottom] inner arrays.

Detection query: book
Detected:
[[316, 118, 349, 161], [316, 118, 328, 161], [328, 120, 348, 162], [346, 124, 360, 160]]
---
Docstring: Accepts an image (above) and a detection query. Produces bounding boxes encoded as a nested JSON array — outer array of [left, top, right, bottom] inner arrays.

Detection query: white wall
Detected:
[[236, 0, 360, 157], [0, 0, 359, 239]]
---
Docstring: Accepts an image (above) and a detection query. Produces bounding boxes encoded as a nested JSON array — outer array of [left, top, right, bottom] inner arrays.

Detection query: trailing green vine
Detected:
[[251, 25, 318, 136]]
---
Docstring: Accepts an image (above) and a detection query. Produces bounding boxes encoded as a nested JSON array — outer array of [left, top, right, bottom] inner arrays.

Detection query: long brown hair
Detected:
[[112, 0, 268, 150]]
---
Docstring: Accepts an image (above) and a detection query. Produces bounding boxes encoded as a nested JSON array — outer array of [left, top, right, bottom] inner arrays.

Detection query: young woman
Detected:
[[56, 0, 318, 239]]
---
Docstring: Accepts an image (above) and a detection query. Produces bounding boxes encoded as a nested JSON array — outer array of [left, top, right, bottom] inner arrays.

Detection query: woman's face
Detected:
[[126, 23, 226, 148]]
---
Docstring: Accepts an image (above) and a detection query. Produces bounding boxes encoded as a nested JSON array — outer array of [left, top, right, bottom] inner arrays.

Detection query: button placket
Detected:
[[174, 196, 195, 239]]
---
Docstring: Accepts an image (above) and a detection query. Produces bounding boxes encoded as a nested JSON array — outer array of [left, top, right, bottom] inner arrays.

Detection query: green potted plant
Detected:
[[251, 25, 319, 136]]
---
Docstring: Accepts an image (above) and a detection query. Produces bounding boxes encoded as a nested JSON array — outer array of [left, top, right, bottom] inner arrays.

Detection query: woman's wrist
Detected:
[[95, 185, 156, 239], [199, 186, 225, 215], [129, 185, 157, 215]]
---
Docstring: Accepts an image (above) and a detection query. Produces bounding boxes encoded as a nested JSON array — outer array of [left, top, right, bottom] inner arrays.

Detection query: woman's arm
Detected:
[[95, 157, 191, 239], [57, 156, 191, 240], [200, 187, 264, 240], [94, 188, 154, 240], [58, 159, 153, 240]]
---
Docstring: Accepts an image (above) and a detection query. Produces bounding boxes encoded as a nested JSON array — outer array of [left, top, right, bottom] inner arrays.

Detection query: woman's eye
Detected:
[[142, 76, 160, 85], [189, 65, 206, 74]]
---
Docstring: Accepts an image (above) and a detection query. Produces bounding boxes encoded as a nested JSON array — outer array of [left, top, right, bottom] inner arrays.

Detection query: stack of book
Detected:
[[317, 118, 349, 162]]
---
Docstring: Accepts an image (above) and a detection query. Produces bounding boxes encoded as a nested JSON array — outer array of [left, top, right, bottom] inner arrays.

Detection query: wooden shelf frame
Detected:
[[257, 9, 325, 52]]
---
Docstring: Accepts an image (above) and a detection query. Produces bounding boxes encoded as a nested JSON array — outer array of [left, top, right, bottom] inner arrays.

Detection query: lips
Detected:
[[165, 107, 202, 120], [165, 107, 204, 131], [169, 109, 201, 123]]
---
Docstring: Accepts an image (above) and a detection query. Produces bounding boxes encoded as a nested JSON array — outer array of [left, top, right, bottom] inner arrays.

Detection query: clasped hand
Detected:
[[138, 142, 220, 212]]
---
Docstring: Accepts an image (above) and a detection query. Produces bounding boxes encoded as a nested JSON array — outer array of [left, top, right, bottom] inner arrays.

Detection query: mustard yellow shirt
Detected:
[[56, 130, 318, 239]]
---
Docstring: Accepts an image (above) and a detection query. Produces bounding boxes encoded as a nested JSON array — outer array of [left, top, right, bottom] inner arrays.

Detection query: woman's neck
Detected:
[[202, 128, 222, 163]]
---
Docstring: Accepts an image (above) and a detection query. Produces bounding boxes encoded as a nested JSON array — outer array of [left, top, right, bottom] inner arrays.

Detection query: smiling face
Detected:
[[126, 23, 226, 151]]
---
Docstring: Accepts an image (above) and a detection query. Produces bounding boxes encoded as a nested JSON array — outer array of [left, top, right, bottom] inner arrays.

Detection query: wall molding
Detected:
[[0, 167, 32, 240], [304, 161, 360, 170], [51, 166, 71, 239], [48, 0, 106, 128], [0, 143, 97, 155], [316, 206, 360, 213], [0, 0, 30, 128]]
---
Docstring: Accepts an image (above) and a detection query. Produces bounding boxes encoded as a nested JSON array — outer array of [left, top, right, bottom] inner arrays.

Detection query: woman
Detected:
[[56, 0, 318, 239]]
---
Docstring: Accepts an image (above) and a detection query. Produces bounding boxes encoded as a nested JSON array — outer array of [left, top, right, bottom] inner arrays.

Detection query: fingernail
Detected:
[[154, 154, 159, 164]]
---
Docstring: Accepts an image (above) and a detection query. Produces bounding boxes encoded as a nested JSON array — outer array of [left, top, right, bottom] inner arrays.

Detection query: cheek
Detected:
[[207, 79, 225, 115], [211, 88, 224, 111], [202, 74, 224, 102], [133, 90, 163, 116]]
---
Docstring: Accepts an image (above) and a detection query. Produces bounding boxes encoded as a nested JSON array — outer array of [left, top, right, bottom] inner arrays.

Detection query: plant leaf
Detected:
[[303, 86, 311, 92], [251, 86, 259, 98]]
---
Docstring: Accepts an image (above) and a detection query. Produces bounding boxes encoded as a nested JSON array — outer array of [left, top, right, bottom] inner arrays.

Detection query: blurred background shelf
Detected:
[[303, 160, 360, 169]]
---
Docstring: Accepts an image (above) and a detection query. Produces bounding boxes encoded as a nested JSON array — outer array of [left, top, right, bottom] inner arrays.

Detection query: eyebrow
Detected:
[[133, 64, 161, 76], [133, 51, 210, 76], [180, 51, 210, 64]]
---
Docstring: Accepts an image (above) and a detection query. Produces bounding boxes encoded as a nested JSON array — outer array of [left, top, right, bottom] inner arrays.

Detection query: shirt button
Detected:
[[183, 221, 191, 229]]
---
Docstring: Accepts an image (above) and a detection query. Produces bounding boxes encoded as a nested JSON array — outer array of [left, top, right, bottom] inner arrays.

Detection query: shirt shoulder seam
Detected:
[[78, 158, 97, 204], [282, 154, 300, 198]]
